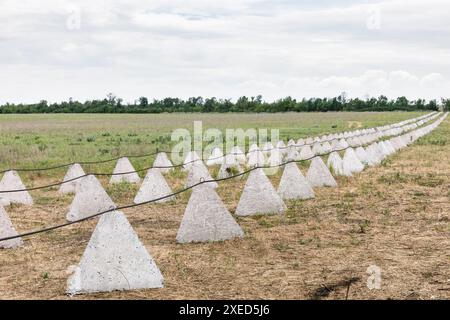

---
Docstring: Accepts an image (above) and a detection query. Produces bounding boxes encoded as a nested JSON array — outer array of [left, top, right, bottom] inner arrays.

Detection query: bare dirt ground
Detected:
[[0, 116, 449, 300]]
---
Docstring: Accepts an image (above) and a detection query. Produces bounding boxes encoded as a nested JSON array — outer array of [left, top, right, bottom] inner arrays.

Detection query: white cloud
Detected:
[[0, 0, 449, 103]]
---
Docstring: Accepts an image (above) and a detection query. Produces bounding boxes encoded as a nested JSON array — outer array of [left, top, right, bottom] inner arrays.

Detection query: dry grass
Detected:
[[0, 114, 449, 300]]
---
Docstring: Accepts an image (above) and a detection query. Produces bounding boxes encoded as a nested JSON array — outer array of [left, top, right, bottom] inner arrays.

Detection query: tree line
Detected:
[[0, 94, 448, 113]]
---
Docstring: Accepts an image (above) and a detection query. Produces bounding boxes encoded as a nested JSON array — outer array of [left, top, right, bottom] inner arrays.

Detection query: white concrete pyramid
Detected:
[[322, 141, 332, 153], [312, 143, 324, 156], [247, 149, 266, 167], [59, 163, 86, 194], [0, 170, 33, 205], [186, 162, 218, 189], [134, 168, 175, 204], [342, 148, 365, 176], [231, 146, 246, 164], [305, 137, 314, 144], [268, 149, 283, 167], [355, 147, 370, 165], [327, 152, 344, 176], [110, 157, 141, 184], [306, 157, 338, 187], [66, 210, 164, 294], [286, 147, 299, 161], [153, 152, 173, 173], [249, 143, 259, 152], [67, 175, 116, 222], [331, 139, 344, 151], [278, 163, 315, 200], [339, 139, 349, 148], [366, 143, 382, 166], [176, 184, 244, 243], [0, 205, 23, 249], [276, 140, 287, 150], [296, 138, 305, 147], [0, 197, 10, 207], [262, 142, 274, 155], [206, 147, 224, 166], [183, 151, 202, 171], [235, 168, 286, 216], [299, 145, 314, 160]]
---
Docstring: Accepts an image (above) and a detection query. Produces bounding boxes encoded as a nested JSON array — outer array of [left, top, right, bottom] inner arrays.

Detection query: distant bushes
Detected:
[[0, 94, 446, 114]]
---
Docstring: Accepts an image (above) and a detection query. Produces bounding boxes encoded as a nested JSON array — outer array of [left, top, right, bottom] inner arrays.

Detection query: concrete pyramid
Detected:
[[66, 210, 164, 294], [153, 152, 173, 173], [286, 147, 299, 161], [231, 146, 246, 164], [296, 138, 305, 147], [322, 141, 332, 153], [278, 163, 315, 200], [59, 163, 86, 194], [366, 143, 382, 166], [0, 170, 33, 205], [134, 168, 175, 204], [276, 140, 286, 150], [312, 143, 324, 156], [327, 152, 344, 176], [342, 148, 365, 176], [355, 147, 370, 165], [235, 168, 286, 216], [287, 139, 296, 147], [110, 157, 141, 184], [331, 139, 344, 151], [67, 175, 116, 222], [249, 143, 259, 153], [339, 138, 349, 149], [186, 162, 218, 189], [206, 147, 224, 166], [176, 184, 244, 243], [183, 151, 201, 171], [299, 145, 314, 160], [262, 142, 274, 155], [268, 149, 283, 166], [306, 157, 338, 187], [247, 149, 265, 167], [0, 205, 23, 249]]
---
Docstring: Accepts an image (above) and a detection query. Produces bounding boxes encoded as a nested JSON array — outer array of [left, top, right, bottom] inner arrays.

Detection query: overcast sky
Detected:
[[0, 0, 449, 103]]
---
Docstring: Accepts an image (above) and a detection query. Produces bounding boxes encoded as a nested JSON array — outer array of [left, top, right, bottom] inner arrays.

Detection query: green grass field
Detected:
[[0, 112, 426, 174]]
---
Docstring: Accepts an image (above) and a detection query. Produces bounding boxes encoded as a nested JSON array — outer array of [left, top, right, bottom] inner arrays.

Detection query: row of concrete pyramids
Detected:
[[0, 112, 445, 296]]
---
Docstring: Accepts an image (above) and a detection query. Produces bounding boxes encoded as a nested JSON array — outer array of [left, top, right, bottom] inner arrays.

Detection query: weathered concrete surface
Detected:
[[186, 162, 218, 189], [342, 148, 365, 176], [327, 152, 344, 176], [299, 145, 314, 160], [66, 210, 164, 294], [153, 152, 173, 173], [183, 151, 202, 171], [67, 175, 116, 222], [110, 157, 141, 184], [235, 168, 286, 216], [0, 205, 23, 249], [278, 163, 315, 200], [306, 157, 338, 188], [0, 170, 33, 205], [59, 163, 86, 194], [176, 184, 244, 243], [134, 168, 175, 204]]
